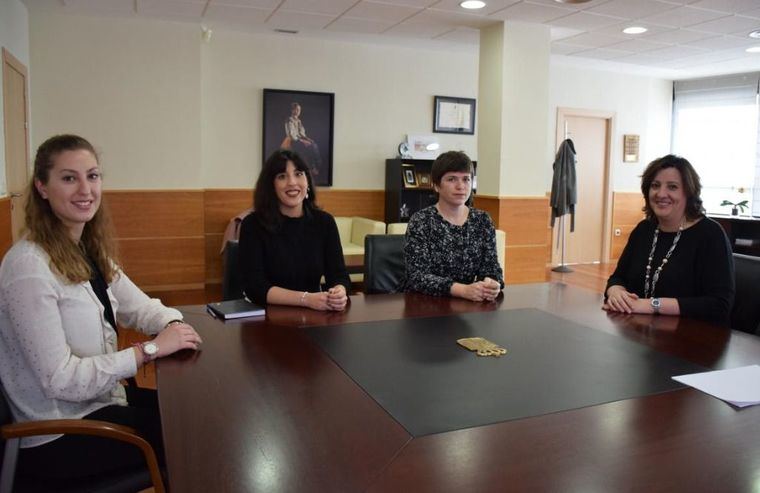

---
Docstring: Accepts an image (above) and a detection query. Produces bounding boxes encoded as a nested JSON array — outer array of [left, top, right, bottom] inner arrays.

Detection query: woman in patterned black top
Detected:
[[404, 151, 504, 301]]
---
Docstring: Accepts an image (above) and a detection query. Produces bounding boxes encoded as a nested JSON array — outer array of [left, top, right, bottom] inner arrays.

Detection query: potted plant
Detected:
[[720, 199, 748, 216]]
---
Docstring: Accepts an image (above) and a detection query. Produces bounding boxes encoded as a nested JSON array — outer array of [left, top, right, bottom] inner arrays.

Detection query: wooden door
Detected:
[[3, 48, 30, 242], [552, 112, 611, 265]]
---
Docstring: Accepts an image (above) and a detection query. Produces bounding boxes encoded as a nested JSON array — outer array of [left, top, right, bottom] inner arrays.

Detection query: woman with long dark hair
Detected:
[[0, 134, 202, 483], [604, 154, 734, 324], [239, 149, 349, 310]]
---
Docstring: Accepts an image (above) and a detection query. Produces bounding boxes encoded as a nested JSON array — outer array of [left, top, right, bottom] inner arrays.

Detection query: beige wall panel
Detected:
[[505, 245, 549, 285], [119, 237, 204, 289], [107, 191, 204, 238]]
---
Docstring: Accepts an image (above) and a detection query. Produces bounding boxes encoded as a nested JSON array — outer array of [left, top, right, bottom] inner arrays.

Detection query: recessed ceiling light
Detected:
[[460, 0, 486, 9], [623, 26, 648, 35], [749, 30, 760, 39], [747, 46, 760, 53]]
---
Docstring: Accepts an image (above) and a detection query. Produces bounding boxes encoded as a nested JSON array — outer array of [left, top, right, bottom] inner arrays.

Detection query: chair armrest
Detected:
[[350, 217, 386, 245], [2, 419, 165, 493]]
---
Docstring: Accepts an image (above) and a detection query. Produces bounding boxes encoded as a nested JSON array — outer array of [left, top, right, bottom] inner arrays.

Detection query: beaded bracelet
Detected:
[[164, 319, 184, 329]]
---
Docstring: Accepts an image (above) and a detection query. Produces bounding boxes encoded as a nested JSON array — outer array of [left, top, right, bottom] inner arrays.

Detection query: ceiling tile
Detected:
[[644, 28, 718, 44], [684, 34, 756, 49], [375, 0, 437, 7], [607, 37, 671, 52], [741, 7, 760, 19], [586, 0, 678, 20], [530, 0, 613, 10], [416, 7, 499, 27], [344, 1, 421, 22], [572, 47, 635, 60], [560, 32, 627, 48], [551, 43, 587, 55], [615, 51, 671, 65], [216, 0, 282, 9], [432, 0, 520, 16], [638, 6, 729, 28], [549, 11, 626, 31], [550, 26, 584, 41], [268, 9, 335, 29], [588, 20, 673, 37], [647, 43, 708, 59], [280, 0, 358, 16], [325, 16, 394, 33], [488, 1, 574, 23], [384, 20, 452, 37], [688, 0, 760, 15], [689, 14, 760, 34]]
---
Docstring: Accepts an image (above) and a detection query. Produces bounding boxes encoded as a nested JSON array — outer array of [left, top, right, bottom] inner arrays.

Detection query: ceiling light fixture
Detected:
[[746, 46, 760, 53], [623, 26, 647, 35], [749, 30, 760, 39], [460, 0, 486, 9]]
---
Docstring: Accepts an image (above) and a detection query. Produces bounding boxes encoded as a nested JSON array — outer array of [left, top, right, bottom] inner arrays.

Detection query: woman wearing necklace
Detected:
[[404, 151, 503, 301], [604, 154, 734, 325]]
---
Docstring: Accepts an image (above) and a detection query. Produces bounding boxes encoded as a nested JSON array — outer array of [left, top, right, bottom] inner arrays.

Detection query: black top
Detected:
[[606, 217, 735, 325], [403, 205, 504, 296], [239, 209, 350, 305], [87, 256, 117, 330]]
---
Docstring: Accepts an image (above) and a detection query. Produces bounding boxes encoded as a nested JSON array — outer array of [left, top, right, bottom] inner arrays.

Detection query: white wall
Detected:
[[0, 0, 30, 196], [29, 11, 202, 189], [548, 63, 673, 193], [201, 30, 478, 190]]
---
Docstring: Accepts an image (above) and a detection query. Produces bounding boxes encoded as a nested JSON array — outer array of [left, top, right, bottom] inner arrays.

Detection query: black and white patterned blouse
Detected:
[[403, 205, 504, 296]]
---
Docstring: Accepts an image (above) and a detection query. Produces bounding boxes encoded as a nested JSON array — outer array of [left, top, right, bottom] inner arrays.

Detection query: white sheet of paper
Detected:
[[673, 365, 760, 407]]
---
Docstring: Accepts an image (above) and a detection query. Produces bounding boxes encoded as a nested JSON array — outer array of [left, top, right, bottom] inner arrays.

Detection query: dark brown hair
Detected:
[[640, 154, 704, 221], [431, 151, 474, 186], [26, 134, 118, 283], [254, 149, 318, 231]]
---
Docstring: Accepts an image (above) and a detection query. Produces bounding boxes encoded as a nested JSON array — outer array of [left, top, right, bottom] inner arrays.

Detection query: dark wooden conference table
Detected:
[[157, 283, 760, 492]]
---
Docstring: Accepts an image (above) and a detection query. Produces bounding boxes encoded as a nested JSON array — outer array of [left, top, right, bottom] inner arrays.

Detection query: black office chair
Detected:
[[222, 240, 243, 301], [731, 253, 760, 336], [364, 234, 406, 294], [0, 384, 164, 493]]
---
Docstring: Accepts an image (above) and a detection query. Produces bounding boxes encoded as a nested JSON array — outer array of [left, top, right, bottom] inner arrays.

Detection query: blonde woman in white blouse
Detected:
[[0, 135, 202, 484]]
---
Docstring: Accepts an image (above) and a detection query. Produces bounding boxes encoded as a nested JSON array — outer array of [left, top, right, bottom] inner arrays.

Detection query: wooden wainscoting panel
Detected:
[[119, 237, 204, 289], [0, 198, 12, 259], [204, 189, 253, 235], [106, 191, 204, 238], [505, 245, 550, 285], [473, 196, 500, 225], [498, 197, 551, 246], [611, 192, 644, 261], [206, 233, 224, 283], [316, 189, 384, 221]]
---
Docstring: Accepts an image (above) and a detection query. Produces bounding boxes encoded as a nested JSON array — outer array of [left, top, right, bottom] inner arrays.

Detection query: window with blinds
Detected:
[[672, 72, 760, 217]]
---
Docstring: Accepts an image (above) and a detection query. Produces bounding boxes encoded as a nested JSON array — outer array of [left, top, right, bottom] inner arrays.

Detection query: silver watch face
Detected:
[[651, 298, 661, 308], [143, 342, 159, 356]]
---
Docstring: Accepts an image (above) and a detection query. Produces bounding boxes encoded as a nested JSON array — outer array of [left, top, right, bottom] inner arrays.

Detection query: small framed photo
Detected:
[[433, 96, 476, 135], [402, 164, 417, 188], [417, 171, 432, 188]]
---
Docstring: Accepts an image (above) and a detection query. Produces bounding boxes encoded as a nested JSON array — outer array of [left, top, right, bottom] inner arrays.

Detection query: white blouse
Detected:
[[0, 240, 182, 447]]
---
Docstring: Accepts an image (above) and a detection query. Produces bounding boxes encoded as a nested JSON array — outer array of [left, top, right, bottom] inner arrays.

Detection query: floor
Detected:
[[121, 262, 617, 390]]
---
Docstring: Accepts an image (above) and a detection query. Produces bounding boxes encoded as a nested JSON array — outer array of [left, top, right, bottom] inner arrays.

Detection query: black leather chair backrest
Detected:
[[364, 234, 406, 294], [222, 241, 243, 301], [731, 253, 760, 336]]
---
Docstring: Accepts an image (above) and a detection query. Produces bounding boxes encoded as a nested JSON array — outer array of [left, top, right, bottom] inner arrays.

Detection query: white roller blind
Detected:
[[672, 72, 760, 216]]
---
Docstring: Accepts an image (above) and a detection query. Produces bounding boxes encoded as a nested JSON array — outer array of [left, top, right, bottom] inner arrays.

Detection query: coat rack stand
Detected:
[[552, 215, 573, 273]]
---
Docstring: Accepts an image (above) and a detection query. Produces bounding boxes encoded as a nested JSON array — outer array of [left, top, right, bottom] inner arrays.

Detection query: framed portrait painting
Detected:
[[263, 89, 335, 186]]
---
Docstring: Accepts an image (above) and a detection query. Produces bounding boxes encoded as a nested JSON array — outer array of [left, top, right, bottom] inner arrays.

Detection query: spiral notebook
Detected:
[[206, 299, 266, 320]]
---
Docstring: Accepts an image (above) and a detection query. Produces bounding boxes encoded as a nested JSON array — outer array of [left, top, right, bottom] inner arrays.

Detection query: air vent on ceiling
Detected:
[[274, 28, 299, 35]]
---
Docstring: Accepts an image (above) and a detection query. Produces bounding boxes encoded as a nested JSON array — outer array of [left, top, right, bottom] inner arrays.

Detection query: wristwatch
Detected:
[[134, 341, 159, 362], [650, 298, 661, 315]]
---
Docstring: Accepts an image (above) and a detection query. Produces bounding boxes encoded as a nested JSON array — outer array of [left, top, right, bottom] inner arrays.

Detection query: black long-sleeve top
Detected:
[[238, 209, 350, 305], [606, 217, 734, 325], [404, 205, 504, 296]]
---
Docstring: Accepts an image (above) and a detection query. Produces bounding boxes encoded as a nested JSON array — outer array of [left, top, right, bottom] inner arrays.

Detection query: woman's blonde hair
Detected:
[[25, 134, 118, 284]]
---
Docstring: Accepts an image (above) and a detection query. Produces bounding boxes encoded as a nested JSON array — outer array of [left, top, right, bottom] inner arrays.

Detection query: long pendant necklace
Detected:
[[644, 219, 684, 298]]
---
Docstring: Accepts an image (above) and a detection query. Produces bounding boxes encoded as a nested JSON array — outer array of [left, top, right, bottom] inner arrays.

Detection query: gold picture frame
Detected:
[[402, 164, 418, 188], [623, 134, 640, 163]]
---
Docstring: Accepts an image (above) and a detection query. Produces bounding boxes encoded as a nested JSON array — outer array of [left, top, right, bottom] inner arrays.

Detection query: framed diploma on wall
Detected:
[[433, 96, 476, 135]]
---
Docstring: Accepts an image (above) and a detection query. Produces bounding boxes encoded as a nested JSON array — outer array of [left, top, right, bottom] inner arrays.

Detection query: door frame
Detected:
[[555, 107, 615, 264]]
